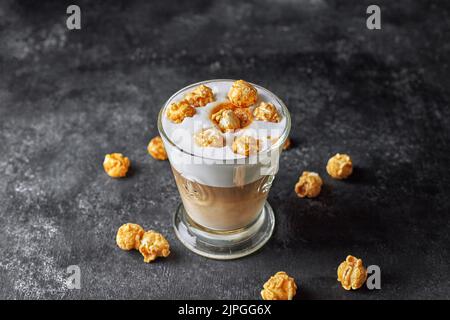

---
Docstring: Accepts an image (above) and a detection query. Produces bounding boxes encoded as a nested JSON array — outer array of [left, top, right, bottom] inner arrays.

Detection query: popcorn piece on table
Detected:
[[253, 102, 280, 123], [261, 271, 297, 300], [194, 128, 225, 148], [103, 153, 130, 178], [326, 153, 353, 179], [166, 100, 196, 123], [116, 223, 145, 250], [294, 171, 323, 198], [184, 84, 215, 107], [138, 230, 171, 263], [148, 136, 168, 160], [282, 137, 292, 150], [337, 255, 367, 290], [228, 80, 258, 107], [232, 136, 260, 157]]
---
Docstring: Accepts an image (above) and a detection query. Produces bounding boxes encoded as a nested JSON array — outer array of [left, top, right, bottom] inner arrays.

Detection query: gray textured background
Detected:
[[0, 0, 449, 299]]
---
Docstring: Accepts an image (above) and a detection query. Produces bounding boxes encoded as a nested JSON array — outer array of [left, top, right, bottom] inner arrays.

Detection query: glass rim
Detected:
[[157, 79, 291, 163]]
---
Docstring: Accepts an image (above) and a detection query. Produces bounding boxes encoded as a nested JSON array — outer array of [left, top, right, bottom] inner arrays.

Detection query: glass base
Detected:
[[173, 201, 275, 260]]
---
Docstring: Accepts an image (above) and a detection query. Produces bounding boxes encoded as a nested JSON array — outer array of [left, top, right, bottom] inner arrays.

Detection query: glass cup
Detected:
[[158, 79, 291, 259]]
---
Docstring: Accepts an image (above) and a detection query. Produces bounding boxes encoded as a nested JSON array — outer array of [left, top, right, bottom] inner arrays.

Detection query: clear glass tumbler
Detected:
[[158, 79, 291, 259]]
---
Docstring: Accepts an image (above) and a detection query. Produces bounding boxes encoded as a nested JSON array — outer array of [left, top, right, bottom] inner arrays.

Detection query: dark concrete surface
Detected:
[[0, 0, 449, 299]]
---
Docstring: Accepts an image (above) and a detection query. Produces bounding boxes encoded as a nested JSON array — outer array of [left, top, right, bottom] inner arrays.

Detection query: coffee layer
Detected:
[[172, 167, 273, 231]]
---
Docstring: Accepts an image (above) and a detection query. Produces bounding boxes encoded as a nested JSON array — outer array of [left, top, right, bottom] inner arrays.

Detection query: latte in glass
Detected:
[[158, 79, 290, 259]]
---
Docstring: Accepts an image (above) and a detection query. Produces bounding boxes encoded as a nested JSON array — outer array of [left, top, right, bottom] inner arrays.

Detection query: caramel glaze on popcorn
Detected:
[[147, 136, 168, 160], [217, 109, 241, 132], [166, 100, 196, 123], [103, 153, 130, 178], [232, 136, 260, 157], [294, 171, 323, 198], [282, 137, 292, 150], [337, 255, 367, 290], [194, 128, 225, 148], [210, 102, 253, 132], [327, 153, 353, 179], [253, 102, 280, 123], [261, 271, 297, 300], [233, 107, 253, 128], [138, 230, 171, 263], [184, 84, 215, 107], [116, 223, 145, 251], [228, 79, 258, 107], [115, 223, 170, 263]]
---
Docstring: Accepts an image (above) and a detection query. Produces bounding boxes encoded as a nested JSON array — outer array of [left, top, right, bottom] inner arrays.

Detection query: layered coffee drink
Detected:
[[158, 79, 290, 259]]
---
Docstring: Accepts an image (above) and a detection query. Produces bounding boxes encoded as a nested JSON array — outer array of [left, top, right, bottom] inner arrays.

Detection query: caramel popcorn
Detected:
[[261, 271, 297, 300], [147, 136, 168, 160], [294, 171, 323, 198], [214, 109, 241, 132], [184, 84, 215, 107], [228, 80, 258, 107], [166, 100, 196, 123], [116, 223, 145, 251], [283, 137, 292, 150], [253, 102, 280, 123], [194, 128, 225, 148], [232, 136, 260, 157], [138, 230, 170, 263], [211, 102, 254, 132], [103, 153, 130, 178], [211, 102, 233, 121], [233, 107, 253, 127], [326, 153, 353, 179], [337, 255, 367, 290]]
